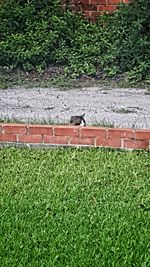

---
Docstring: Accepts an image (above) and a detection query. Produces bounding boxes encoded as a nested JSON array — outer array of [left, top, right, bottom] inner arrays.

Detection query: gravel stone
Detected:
[[0, 86, 150, 129]]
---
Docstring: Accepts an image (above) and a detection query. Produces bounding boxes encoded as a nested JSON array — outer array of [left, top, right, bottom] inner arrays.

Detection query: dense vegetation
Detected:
[[0, 147, 150, 266], [0, 0, 150, 82]]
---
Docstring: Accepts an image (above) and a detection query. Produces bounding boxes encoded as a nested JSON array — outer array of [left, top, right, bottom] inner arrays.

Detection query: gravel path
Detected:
[[0, 86, 150, 129]]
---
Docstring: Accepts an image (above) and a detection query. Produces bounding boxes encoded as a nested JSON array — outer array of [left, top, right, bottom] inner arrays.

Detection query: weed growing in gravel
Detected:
[[0, 116, 69, 125], [0, 116, 23, 124], [92, 119, 114, 128], [0, 116, 113, 127], [0, 147, 150, 267], [113, 108, 134, 114]]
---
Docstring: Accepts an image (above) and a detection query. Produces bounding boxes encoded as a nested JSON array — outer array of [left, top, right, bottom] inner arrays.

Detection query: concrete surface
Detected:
[[0, 86, 150, 129]]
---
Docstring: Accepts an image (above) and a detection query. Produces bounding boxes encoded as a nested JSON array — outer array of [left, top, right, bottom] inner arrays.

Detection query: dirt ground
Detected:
[[0, 86, 150, 129]]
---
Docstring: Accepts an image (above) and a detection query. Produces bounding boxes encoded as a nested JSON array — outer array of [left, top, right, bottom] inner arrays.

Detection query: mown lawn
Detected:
[[0, 147, 150, 267]]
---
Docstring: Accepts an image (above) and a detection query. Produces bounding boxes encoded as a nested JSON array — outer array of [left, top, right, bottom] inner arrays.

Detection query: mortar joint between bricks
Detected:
[[79, 127, 82, 138], [26, 125, 30, 135], [121, 138, 124, 149], [131, 130, 134, 140], [94, 137, 97, 147], [68, 136, 71, 145], [1, 124, 6, 134], [16, 134, 19, 142], [52, 126, 55, 136], [42, 134, 44, 144], [106, 128, 109, 139]]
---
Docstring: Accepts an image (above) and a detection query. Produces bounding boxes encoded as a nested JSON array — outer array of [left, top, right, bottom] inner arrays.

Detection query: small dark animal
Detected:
[[70, 113, 86, 126]]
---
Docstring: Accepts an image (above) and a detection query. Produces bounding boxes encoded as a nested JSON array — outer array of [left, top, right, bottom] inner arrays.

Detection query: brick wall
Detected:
[[0, 123, 150, 150], [63, 0, 129, 18]]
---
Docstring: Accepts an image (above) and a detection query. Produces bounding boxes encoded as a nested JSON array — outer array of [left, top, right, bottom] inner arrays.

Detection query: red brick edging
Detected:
[[0, 123, 150, 150]]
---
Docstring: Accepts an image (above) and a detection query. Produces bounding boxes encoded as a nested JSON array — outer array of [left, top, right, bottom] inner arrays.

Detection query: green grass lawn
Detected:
[[0, 147, 150, 267]]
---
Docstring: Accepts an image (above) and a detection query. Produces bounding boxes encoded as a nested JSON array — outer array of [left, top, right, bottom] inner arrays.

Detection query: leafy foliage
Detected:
[[0, 0, 149, 82], [109, 0, 150, 82]]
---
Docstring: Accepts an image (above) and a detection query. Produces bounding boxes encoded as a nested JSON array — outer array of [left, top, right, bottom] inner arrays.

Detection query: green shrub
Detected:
[[0, 0, 62, 70], [0, 0, 149, 81], [109, 0, 150, 81]]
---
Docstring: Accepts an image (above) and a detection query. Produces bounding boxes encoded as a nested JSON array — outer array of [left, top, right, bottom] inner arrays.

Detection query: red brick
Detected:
[[82, 0, 90, 4], [0, 134, 17, 142], [108, 128, 134, 139], [18, 134, 42, 143], [83, 10, 91, 16], [83, 4, 97, 11], [96, 138, 121, 148], [97, 5, 117, 11], [69, 137, 94, 146], [2, 124, 27, 134], [72, 0, 82, 4], [90, 0, 106, 4], [54, 126, 79, 137], [43, 135, 68, 145], [80, 127, 106, 138], [123, 139, 149, 149], [28, 125, 53, 135], [90, 11, 99, 17], [134, 130, 150, 140], [108, 0, 121, 4]]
